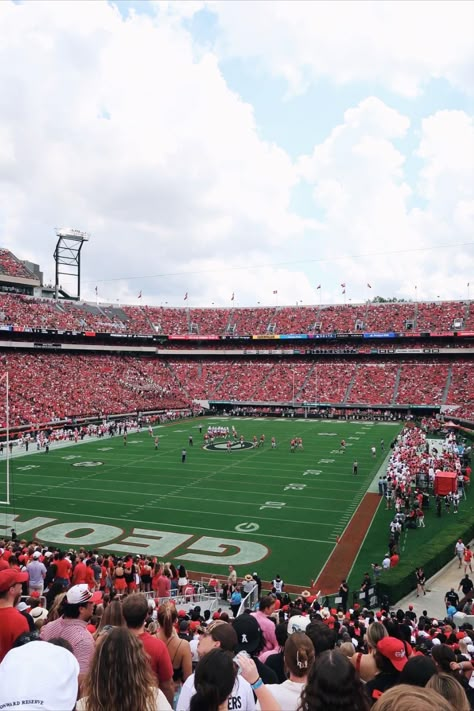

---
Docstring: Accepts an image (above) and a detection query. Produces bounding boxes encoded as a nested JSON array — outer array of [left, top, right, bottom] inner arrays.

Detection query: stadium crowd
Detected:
[[0, 250, 36, 280], [1, 536, 474, 710], [367, 426, 471, 580], [0, 292, 471, 336], [1, 352, 474, 427]]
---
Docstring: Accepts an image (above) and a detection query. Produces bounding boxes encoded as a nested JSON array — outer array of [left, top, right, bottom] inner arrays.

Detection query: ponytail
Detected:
[[157, 603, 175, 638]]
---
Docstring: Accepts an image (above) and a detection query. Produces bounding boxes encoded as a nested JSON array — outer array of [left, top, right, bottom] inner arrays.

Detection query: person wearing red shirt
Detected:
[[84, 560, 96, 590], [0, 548, 9, 573], [72, 559, 88, 586], [0, 569, 29, 663], [122, 594, 174, 706], [464, 545, 473, 574], [54, 552, 72, 588], [156, 571, 171, 598]]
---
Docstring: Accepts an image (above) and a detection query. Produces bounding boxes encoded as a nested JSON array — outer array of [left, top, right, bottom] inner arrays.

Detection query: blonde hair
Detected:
[[372, 684, 455, 711], [426, 672, 470, 711], [145, 620, 158, 636], [83, 627, 157, 711], [157, 603, 177, 638], [366, 622, 388, 650], [339, 642, 356, 658], [47, 592, 66, 622]]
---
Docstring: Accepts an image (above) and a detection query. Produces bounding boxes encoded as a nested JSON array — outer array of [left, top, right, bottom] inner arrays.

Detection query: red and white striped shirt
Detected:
[[40, 617, 94, 674]]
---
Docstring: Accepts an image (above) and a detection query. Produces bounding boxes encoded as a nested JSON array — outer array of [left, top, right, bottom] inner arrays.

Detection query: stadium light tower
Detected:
[[53, 227, 90, 301]]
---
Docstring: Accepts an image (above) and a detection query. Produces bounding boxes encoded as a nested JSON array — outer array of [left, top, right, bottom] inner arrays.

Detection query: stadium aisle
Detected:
[[394, 540, 474, 620]]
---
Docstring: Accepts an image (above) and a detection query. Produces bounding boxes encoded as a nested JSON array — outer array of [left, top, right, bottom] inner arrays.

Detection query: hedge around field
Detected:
[[378, 426, 474, 604], [377, 518, 474, 604]]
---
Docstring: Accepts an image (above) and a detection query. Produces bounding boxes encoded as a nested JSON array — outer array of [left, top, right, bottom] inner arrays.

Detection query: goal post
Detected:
[[0, 371, 11, 505]]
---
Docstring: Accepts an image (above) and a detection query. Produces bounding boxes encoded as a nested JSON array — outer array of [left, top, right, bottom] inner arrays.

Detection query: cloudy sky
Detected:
[[0, 0, 473, 306]]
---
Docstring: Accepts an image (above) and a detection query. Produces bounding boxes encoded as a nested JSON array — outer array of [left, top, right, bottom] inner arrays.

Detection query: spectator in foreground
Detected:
[[398, 655, 436, 687], [0, 640, 79, 711], [251, 595, 279, 660], [371, 684, 455, 711], [261, 622, 288, 682], [156, 603, 192, 683], [431, 643, 474, 707], [305, 620, 337, 657], [233, 613, 278, 685], [76, 626, 172, 711], [189, 648, 236, 711], [40, 583, 99, 682], [298, 649, 369, 711], [176, 620, 255, 711], [0, 569, 29, 662], [365, 637, 409, 703], [122, 593, 174, 706], [426, 672, 470, 711], [350, 621, 388, 682], [256, 631, 315, 710]]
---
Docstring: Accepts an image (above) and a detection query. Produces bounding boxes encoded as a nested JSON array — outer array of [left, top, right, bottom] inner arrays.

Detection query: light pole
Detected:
[[292, 369, 295, 407]]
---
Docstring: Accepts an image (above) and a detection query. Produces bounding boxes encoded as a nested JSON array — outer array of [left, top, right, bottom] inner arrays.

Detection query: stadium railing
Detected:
[[237, 582, 259, 616]]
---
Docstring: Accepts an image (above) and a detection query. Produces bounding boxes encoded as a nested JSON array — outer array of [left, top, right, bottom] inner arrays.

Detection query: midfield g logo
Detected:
[[204, 441, 254, 452]]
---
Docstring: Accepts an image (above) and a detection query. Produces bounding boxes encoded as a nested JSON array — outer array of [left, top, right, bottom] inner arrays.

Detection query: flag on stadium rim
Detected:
[[94, 286, 98, 295], [138, 290, 142, 299], [273, 290, 278, 294], [184, 292, 188, 301], [340, 283, 346, 288], [316, 284, 321, 289], [231, 292, 235, 301], [367, 283, 372, 288]]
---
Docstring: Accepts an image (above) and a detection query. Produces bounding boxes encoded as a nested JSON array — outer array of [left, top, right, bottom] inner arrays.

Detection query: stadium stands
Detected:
[[1, 352, 473, 426], [0, 249, 36, 279], [1, 293, 473, 336], [0, 292, 472, 426]]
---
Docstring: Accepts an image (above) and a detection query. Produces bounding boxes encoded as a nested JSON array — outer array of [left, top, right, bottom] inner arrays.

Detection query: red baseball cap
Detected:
[[178, 609, 187, 618], [0, 569, 28, 592], [377, 637, 408, 671]]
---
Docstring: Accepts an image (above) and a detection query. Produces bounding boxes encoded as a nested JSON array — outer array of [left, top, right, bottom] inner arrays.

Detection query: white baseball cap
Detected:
[[287, 615, 310, 635], [32, 551, 41, 559], [0, 641, 79, 710], [66, 584, 102, 605]]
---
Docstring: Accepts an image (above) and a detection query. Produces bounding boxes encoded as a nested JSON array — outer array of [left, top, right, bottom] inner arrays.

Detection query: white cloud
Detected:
[[297, 99, 474, 301], [0, 0, 313, 305], [207, 0, 474, 97], [0, 1, 472, 307]]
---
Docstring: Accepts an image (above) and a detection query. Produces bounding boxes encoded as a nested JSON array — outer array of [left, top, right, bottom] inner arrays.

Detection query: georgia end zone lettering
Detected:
[[0, 515, 268, 566]]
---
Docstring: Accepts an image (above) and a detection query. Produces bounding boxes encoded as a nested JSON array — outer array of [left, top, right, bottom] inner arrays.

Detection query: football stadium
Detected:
[[0, 244, 473, 603], [1, 2, 474, 708]]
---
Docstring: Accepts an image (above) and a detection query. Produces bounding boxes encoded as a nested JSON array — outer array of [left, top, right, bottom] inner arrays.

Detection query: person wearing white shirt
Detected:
[[456, 539, 466, 568], [177, 620, 255, 711], [256, 632, 314, 711]]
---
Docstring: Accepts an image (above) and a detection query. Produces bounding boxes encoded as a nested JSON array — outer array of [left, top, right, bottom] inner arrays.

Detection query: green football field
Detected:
[[0, 418, 403, 587]]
